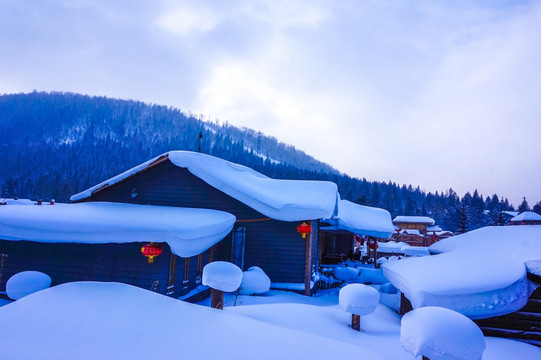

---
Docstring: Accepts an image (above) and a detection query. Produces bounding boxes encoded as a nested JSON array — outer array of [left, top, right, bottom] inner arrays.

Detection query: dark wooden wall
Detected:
[[81, 160, 309, 284], [0, 239, 214, 299]]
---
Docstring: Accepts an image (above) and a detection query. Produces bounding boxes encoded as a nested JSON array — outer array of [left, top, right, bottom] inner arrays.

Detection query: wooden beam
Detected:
[[304, 220, 313, 296]]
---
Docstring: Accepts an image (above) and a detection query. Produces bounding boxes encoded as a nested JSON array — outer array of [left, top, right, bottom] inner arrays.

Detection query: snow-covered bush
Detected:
[[239, 266, 270, 295], [339, 284, 379, 331], [401, 306, 486, 360], [318, 268, 342, 289], [202, 261, 242, 292], [358, 268, 388, 284], [6, 271, 52, 300], [334, 266, 360, 281]]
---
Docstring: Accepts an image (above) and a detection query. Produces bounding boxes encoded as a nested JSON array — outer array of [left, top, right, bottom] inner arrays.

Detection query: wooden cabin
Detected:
[[70, 151, 339, 296], [509, 211, 541, 226], [392, 216, 439, 246]]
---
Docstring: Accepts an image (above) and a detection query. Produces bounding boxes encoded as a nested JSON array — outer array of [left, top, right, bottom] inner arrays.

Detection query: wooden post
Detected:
[[304, 220, 313, 296], [422, 356, 430, 360], [352, 314, 360, 331], [210, 288, 224, 310]]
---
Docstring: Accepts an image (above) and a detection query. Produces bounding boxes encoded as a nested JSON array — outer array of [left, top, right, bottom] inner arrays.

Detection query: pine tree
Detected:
[[517, 197, 530, 213], [456, 205, 468, 234]]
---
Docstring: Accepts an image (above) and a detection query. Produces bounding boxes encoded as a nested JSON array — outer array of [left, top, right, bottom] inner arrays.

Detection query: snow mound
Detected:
[[334, 266, 360, 281], [6, 271, 51, 300], [401, 306, 486, 360], [339, 284, 379, 316], [239, 266, 271, 295], [0, 282, 389, 360], [383, 226, 541, 318], [0, 202, 236, 258], [202, 261, 243, 292]]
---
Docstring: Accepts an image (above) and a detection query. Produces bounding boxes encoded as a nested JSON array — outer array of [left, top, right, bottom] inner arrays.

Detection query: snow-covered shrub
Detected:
[[358, 268, 388, 284], [202, 261, 242, 292], [239, 266, 270, 295], [334, 266, 360, 282], [6, 271, 52, 300], [400, 306, 486, 360], [379, 282, 398, 294], [376, 257, 388, 265], [318, 268, 342, 289]]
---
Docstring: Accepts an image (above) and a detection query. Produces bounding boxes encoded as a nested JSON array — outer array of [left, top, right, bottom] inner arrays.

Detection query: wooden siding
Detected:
[[0, 240, 170, 294], [81, 161, 308, 284]]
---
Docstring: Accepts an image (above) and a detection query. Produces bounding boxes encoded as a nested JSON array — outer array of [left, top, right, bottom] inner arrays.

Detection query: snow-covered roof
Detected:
[[378, 241, 410, 254], [426, 225, 442, 232], [511, 211, 541, 222], [1, 198, 36, 205], [503, 211, 519, 217], [0, 202, 236, 258], [393, 216, 435, 225], [400, 229, 421, 235], [332, 200, 394, 239], [71, 151, 338, 222], [382, 226, 541, 319]]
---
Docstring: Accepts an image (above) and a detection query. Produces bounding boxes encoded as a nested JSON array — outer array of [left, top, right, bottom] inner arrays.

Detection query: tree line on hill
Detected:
[[1, 92, 539, 233]]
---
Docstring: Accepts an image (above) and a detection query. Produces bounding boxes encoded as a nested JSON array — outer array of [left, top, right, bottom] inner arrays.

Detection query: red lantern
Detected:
[[297, 222, 312, 238], [141, 242, 163, 263]]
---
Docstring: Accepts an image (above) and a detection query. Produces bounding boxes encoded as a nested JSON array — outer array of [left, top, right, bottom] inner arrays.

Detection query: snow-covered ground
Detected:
[[0, 282, 539, 359]]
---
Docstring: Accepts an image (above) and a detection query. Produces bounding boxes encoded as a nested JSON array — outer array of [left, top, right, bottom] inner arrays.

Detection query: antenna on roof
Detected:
[[198, 132, 203, 153]]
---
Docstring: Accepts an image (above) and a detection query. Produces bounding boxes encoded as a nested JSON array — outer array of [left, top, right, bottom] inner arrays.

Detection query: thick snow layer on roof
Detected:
[[0, 282, 388, 360], [378, 241, 410, 254], [333, 200, 394, 239], [426, 225, 442, 232], [401, 307, 486, 360], [393, 216, 435, 225], [382, 226, 541, 318], [0, 202, 235, 258], [2, 198, 35, 205], [71, 151, 338, 222], [511, 211, 541, 222]]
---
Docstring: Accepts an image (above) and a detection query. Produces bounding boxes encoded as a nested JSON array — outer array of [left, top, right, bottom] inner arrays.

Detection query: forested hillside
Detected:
[[1, 92, 539, 232]]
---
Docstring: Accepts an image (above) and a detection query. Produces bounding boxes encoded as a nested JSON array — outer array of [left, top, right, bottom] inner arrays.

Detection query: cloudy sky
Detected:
[[1, 0, 540, 206]]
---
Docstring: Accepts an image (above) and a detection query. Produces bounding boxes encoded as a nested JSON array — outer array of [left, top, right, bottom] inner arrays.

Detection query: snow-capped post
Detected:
[[297, 221, 313, 296], [339, 284, 379, 331], [202, 261, 243, 310], [400, 307, 486, 360]]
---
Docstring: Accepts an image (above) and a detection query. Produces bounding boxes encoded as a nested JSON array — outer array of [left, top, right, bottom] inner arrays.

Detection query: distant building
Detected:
[[509, 211, 541, 226], [392, 216, 441, 246]]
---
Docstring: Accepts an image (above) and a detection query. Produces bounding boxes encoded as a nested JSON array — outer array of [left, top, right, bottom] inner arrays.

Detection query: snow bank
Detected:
[[6, 271, 51, 300], [401, 306, 486, 360], [383, 226, 541, 318], [239, 266, 271, 295], [0, 202, 235, 258], [402, 246, 430, 257], [71, 151, 338, 221], [334, 266, 360, 281], [358, 268, 388, 285], [339, 284, 379, 316], [334, 200, 394, 239], [0, 282, 387, 360], [202, 261, 243, 292]]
